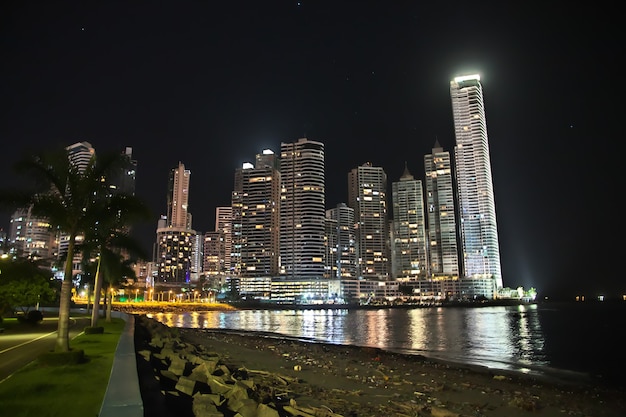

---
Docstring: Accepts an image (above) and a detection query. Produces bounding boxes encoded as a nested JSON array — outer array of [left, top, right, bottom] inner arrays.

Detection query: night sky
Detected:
[[1, 1, 620, 300]]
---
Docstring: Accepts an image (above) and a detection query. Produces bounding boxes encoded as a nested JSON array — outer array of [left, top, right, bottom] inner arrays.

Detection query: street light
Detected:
[[135, 289, 138, 302]]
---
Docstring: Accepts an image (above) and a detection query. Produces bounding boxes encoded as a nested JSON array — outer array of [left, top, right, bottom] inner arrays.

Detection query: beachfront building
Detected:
[[155, 163, 197, 285], [450, 74, 503, 296], [348, 162, 389, 279], [424, 141, 459, 278], [391, 163, 428, 280], [232, 149, 281, 278], [325, 203, 357, 279], [279, 138, 325, 279], [215, 206, 233, 275]]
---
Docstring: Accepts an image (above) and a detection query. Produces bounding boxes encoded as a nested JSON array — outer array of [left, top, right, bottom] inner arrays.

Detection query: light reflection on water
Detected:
[[153, 304, 550, 375]]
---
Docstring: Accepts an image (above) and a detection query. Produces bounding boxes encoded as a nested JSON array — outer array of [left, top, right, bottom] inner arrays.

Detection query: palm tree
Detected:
[[80, 208, 150, 327], [0, 146, 150, 352]]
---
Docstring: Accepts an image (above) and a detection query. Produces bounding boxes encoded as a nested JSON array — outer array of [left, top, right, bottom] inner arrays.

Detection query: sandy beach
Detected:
[[132, 313, 626, 417]]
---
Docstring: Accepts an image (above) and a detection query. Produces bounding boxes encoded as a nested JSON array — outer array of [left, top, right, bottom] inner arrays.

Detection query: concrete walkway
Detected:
[[99, 312, 143, 417]]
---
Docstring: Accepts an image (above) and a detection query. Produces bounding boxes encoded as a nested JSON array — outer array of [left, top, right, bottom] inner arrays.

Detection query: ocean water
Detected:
[[149, 301, 626, 388]]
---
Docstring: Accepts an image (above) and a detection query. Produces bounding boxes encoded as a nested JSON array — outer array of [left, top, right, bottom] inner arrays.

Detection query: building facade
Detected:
[[348, 162, 389, 279], [9, 206, 58, 263], [215, 206, 233, 274], [279, 138, 326, 279], [232, 150, 281, 277], [424, 141, 459, 277], [391, 164, 428, 279], [325, 203, 357, 279], [167, 162, 192, 229], [156, 162, 196, 285], [450, 74, 503, 292]]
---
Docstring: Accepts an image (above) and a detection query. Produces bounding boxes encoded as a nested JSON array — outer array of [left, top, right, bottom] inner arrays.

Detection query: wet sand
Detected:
[[132, 314, 626, 417]]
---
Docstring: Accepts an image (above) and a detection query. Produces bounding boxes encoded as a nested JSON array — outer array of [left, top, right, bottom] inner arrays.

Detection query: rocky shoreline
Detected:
[[133, 314, 625, 417]]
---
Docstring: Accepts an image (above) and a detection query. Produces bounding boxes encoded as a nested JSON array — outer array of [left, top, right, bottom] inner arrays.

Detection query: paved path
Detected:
[[0, 314, 91, 382]]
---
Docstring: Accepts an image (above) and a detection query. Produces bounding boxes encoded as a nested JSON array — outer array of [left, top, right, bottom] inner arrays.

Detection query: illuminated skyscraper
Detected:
[[167, 162, 191, 229], [424, 141, 459, 277], [232, 149, 281, 277], [156, 162, 196, 284], [66, 141, 95, 171], [215, 206, 233, 274], [450, 74, 503, 290], [279, 138, 325, 278], [9, 206, 57, 262], [59, 142, 95, 273], [348, 162, 389, 279], [325, 203, 357, 279], [391, 164, 427, 279]]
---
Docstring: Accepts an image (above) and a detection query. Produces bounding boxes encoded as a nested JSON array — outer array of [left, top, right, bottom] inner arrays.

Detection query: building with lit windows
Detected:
[[167, 162, 192, 229], [9, 206, 58, 263], [391, 163, 428, 280], [450, 74, 503, 295], [279, 138, 325, 279], [203, 231, 224, 276], [232, 149, 281, 277], [348, 162, 389, 279], [57, 142, 95, 273], [325, 203, 357, 279], [424, 141, 459, 277], [156, 162, 196, 285], [215, 206, 233, 274]]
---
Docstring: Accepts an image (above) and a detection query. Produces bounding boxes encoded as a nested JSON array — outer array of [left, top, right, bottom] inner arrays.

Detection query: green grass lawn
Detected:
[[0, 318, 125, 417]]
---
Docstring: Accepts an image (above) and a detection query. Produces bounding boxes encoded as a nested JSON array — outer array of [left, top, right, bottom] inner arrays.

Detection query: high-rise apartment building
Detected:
[[450, 74, 503, 290], [66, 141, 95, 171], [348, 162, 389, 279], [109, 147, 137, 196], [232, 149, 281, 277], [156, 162, 196, 284], [203, 231, 224, 276], [167, 162, 191, 229], [58, 142, 96, 275], [325, 203, 357, 279], [9, 206, 57, 262], [215, 206, 233, 274], [391, 164, 428, 279], [279, 138, 325, 278], [424, 141, 459, 277]]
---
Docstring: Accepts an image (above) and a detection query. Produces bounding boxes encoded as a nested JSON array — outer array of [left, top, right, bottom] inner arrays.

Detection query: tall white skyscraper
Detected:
[[391, 164, 428, 279], [348, 162, 389, 279], [424, 141, 459, 277], [279, 138, 325, 278], [450, 74, 503, 289]]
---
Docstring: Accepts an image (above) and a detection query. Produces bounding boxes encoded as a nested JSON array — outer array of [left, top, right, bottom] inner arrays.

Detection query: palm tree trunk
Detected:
[[106, 290, 112, 322], [55, 237, 75, 352], [86, 285, 91, 314], [90, 253, 103, 327]]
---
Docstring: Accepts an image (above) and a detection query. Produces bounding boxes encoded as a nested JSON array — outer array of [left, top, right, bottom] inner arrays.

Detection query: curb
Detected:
[[99, 312, 143, 417]]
